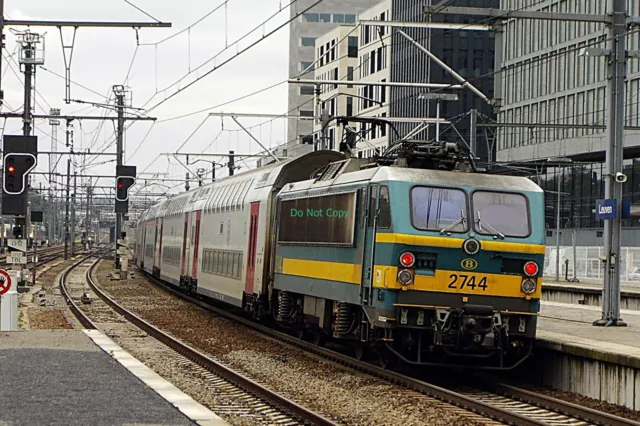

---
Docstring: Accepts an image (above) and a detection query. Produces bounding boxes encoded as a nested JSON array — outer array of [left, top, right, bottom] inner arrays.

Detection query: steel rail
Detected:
[[143, 276, 543, 426], [142, 273, 640, 426], [85, 262, 338, 426], [489, 382, 640, 426], [59, 255, 100, 330]]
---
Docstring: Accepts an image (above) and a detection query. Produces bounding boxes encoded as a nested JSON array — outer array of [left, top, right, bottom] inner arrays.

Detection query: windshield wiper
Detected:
[[440, 209, 466, 235], [475, 211, 505, 240]]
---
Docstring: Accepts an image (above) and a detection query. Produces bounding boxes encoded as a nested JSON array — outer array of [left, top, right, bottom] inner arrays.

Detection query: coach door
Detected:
[[152, 219, 159, 270], [154, 218, 163, 271], [360, 185, 379, 305], [245, 202, 260, 295], [140, 225, 146, 262], [158, 218, 164, 270], [191, 211, 202, 280], [180, 213, 189, 278]]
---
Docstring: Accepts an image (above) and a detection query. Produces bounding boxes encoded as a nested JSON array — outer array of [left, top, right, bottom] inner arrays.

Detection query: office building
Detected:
[[496, 1, 640, 235], [286, 0, 381, 157], [389, 0, 499, 162], [311, 25, 361, 151]]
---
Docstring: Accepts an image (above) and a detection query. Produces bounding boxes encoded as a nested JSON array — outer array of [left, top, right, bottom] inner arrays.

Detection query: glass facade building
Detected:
[[534, 160, 640, 230], [390, 0, 499, 162]]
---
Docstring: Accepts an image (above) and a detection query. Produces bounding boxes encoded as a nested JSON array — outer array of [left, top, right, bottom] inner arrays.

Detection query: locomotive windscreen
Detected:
[[277, 192, 357, 246]]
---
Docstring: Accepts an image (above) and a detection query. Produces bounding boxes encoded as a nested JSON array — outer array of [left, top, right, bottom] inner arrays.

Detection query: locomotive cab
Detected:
[[271, 165, 545, 370], [372, 171, 545, 369]]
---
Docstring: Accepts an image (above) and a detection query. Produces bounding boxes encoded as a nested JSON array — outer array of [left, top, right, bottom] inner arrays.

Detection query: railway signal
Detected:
[[3, 153, 37, 195], [116, 176, 135, 201], [115, 165, 136, 214], [2, 135, 37, 216]]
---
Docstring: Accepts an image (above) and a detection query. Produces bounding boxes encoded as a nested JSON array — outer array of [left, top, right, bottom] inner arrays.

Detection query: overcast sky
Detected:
[[4, 0, 293, 197]]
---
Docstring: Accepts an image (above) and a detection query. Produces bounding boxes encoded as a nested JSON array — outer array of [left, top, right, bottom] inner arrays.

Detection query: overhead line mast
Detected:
[[0, 0, 171, 279]]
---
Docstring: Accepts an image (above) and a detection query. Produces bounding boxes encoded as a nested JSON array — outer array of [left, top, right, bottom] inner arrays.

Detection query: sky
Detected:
[[3, 0, 295, 200]]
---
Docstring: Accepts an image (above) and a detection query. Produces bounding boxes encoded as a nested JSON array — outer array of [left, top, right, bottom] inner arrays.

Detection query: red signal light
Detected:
[[7, 165, 15, 173], [117, 182, 124, 189], [524, 261, 539, 277], [399, 252, 416, 268]]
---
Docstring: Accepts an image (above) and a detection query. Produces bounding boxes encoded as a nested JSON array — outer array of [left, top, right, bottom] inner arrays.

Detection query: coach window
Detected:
[[235, 180, 249, 209], [210, 187, 222, 213], [216, 186, 229, 213], [240, 179, 253, 209], [231, 182, 243, 211], [232, 253, 238, 277], [411, 186, 468, 232]]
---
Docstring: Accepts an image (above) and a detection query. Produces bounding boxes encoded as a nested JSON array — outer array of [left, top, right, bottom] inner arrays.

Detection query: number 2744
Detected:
[[448, 274, 488, 291]]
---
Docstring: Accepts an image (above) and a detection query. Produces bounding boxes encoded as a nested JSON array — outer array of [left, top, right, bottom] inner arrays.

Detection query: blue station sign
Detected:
[[595, 199, 617, 220]]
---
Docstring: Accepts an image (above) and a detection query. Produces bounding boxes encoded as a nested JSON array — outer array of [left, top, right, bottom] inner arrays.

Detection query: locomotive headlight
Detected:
[[521, 279, 536, 294], [398, 269, 414, 285], [463, 238, 480, 255]]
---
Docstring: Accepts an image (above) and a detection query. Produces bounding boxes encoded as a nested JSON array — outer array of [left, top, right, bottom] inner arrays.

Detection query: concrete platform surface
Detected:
[[543, 278, 640, 293], [0, 330, 220, 426], [538, 301, 640, 367]]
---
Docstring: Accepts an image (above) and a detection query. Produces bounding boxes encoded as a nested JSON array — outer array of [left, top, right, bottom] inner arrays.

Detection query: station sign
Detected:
[[595, 199, 632, 220], [595, 199, 617, 220]]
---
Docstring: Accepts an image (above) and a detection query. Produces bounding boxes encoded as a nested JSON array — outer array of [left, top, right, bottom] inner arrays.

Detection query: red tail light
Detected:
[[524, 261, 539, 277], [399, 252, 415, 268]]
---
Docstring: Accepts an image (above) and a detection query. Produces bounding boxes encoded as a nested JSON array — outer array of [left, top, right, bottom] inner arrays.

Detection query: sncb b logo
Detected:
[[461, 258, 478, 270]]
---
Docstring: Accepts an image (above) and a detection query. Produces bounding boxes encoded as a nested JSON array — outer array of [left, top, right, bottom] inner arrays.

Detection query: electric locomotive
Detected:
[[270, 118, 544, 370], [135, 116, 545, 370]]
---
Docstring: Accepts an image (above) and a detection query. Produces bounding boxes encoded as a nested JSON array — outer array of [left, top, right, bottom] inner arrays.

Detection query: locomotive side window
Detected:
[[367, 185, 391, 228], [472, 191, 530, 237], [411, 186, 468, 232], [378, 185, 391, 228], [278, 192, 357, 245]]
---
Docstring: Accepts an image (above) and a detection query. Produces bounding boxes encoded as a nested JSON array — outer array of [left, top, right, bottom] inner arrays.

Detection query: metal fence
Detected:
[[543, 246, 640, 281]]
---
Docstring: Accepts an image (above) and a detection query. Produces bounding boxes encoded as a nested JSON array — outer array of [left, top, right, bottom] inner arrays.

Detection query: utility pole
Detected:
[[470, 109, 478, 158], [18, 32, 40, 285], [70, 171, 76, 256], [114, 86, 125, 269], [64, 159, 70, 260], [185, 172, 190, 191], [555, 170, 561, 281], [228, 151, 235, 176], [594, 0, 628, 327], [85, 178, 91, 248], [49, 108, 60, 245]]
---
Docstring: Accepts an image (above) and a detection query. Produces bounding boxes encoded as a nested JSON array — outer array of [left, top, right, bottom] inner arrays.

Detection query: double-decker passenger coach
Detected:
[[135, 116, 545, 371]]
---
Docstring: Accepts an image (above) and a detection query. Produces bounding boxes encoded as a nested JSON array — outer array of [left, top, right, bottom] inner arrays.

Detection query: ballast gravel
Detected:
[[92, 261, 493, 426]]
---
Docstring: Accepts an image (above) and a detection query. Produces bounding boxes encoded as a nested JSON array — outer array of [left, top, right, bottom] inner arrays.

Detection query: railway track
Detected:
[[60, 255, 339, 426], [139, 273, 640, 426]]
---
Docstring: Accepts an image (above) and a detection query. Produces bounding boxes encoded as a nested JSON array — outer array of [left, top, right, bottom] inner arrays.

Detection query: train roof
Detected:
[[280, 162, 543, 196], [136, 150, 345, 222]]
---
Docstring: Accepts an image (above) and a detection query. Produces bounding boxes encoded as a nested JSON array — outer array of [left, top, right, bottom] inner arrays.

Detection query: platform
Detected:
[[538, 301, 640, 366], [0, 329, 228, 426], [543, 278, 640, 293], [532, 301, 640, 409], [543, 275, 640, 289], [542, 280, 640, 310]]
